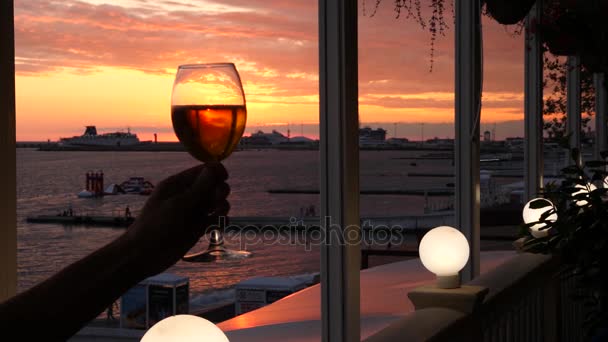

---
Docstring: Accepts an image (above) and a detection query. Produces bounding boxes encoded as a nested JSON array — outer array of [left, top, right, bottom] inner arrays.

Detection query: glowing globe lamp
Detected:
[[573, 183, 596, 206], [141, 315, 229, 342], [522, 198, 557, 238], [419, 226, 470, 289]]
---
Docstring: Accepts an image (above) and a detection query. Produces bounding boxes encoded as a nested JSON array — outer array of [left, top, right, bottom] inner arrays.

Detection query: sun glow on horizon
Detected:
[[15, 67, 322, 141], [15, 0, 527, 141]]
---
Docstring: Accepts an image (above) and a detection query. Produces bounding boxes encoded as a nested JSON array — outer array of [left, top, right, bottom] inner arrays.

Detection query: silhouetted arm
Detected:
[[0, 163, 230, 340]]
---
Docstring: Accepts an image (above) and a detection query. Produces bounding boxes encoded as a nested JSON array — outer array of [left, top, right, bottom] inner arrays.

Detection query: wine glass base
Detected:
[[183, 246, 252, 263]]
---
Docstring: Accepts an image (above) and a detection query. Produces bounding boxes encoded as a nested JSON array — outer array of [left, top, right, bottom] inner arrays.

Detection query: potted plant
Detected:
[[485, 0, 536, 25], [522, 149, 608, 339], [540, 0, 608, 74], [484, 0, 608, 74]]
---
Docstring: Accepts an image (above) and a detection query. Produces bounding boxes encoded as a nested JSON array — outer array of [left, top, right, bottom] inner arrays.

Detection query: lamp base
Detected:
[[408, 285, 489, 314], [436, 274, 460, 289]]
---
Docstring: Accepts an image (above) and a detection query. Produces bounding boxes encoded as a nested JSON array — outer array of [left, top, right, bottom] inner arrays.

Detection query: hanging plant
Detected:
[[539, 0, 608, 74], [363, 0, 453, 72], [365, 0, 608, 74], [485, 0, 536, 25], [363, 0, 527, 71]]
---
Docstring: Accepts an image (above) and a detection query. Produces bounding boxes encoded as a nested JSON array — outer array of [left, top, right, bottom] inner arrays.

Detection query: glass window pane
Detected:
[[358, 2, 525, 338], [15, 1, 320, 339]]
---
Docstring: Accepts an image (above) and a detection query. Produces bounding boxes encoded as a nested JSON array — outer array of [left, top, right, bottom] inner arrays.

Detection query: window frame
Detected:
[[318, 0, 360, 341], [0, 0, 17, 302]]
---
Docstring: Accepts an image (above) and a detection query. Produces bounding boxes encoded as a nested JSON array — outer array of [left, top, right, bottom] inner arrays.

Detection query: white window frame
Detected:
[[454, 0, 482, 281], [524, 0, 544, 200], [319, 0, 488, 339], [318, 0, 360, 341], [595, 73, 608, 159], [567, 56, 582, 157], [0, 1, 506, 340], [0, 0, 17, 302]]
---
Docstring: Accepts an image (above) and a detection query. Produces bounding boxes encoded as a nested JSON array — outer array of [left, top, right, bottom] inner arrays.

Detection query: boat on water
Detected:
[[120, 177, 154, 195], [77, 173, 154, 197], [60, 126, 141, 147]]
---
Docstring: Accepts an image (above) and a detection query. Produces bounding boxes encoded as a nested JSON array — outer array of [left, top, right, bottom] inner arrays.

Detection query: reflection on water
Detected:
[[17, 148, 455, 302]]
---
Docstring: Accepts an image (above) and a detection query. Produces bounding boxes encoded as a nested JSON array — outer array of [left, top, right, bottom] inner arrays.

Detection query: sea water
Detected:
[[16, 148, 463, 309]]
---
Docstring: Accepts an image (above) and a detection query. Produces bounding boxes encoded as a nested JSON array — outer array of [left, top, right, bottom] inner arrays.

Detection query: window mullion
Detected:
[[319, 0, 360, 340], [0, 0, 17, 301]]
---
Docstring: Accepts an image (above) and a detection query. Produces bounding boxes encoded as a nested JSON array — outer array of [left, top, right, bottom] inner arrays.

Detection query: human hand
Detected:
[[124, 163, 230, 278]]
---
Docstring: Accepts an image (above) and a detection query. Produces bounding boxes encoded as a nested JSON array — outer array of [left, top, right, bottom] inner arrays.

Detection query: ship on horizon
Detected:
[[59, 126, 141, 147]]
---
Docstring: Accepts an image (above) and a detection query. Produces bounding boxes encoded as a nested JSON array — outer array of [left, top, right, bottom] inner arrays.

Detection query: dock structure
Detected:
[[25, 214, 450, 231], [26, 215, 135, 227], [267, 188, 454, 196], [86, 171, 105, 196], [26, 208, 520, 230]]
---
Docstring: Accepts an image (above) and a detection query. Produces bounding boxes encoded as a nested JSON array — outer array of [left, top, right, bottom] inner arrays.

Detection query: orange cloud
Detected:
[[15, 0, 528, 141]]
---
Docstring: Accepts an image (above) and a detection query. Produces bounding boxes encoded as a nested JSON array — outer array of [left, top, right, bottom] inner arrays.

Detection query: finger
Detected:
[[208, 199, 230, 217], [179, 166, 228, 211], [154, 164, 206, 199], [202, 162, 228, 182], [214, 182, 230, 201]]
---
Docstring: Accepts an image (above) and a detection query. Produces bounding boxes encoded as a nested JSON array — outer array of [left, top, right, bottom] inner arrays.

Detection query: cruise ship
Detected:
[[59, 126, 141, 147]]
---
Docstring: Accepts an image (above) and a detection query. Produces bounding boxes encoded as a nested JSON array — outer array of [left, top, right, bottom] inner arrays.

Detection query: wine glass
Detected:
[[171, 63, 250, 262]]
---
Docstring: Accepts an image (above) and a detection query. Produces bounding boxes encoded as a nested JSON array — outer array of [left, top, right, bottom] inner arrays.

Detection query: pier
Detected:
[[26, 215, 135, 227], [25, 214, 451, 230], [267, 189, 454, 196], [26, 207, 521, 230]]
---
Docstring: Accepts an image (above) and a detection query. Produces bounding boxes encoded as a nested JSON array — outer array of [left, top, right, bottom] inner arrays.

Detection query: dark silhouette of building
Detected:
[[359, 127, 386, 146]]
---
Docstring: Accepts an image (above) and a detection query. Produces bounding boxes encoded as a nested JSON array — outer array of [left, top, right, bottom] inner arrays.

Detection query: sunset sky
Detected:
[[15, 0, 526, 141]]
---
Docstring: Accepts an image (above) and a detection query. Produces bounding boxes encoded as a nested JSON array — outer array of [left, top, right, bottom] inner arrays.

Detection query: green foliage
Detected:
[[522, 149, 608, 339], [543, 54, 596, 143]]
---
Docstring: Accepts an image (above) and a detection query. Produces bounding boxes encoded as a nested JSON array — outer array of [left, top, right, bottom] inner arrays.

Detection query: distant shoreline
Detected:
[[16, 142, 466, 152], [20, 142, 188, 152]]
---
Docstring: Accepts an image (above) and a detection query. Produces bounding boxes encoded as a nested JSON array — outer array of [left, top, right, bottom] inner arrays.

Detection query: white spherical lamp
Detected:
[[522, 198, 557, 238], [573, 183, 596, 206], [142, 315, 229, 342], [419, 226, 470, 289]]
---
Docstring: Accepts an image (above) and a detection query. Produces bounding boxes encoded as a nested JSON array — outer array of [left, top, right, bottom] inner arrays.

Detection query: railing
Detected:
[[365, 253, 587, 342], [469, 253, 559, 342], [560, 269, 586, 342], [360, 232, 517, 270]]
